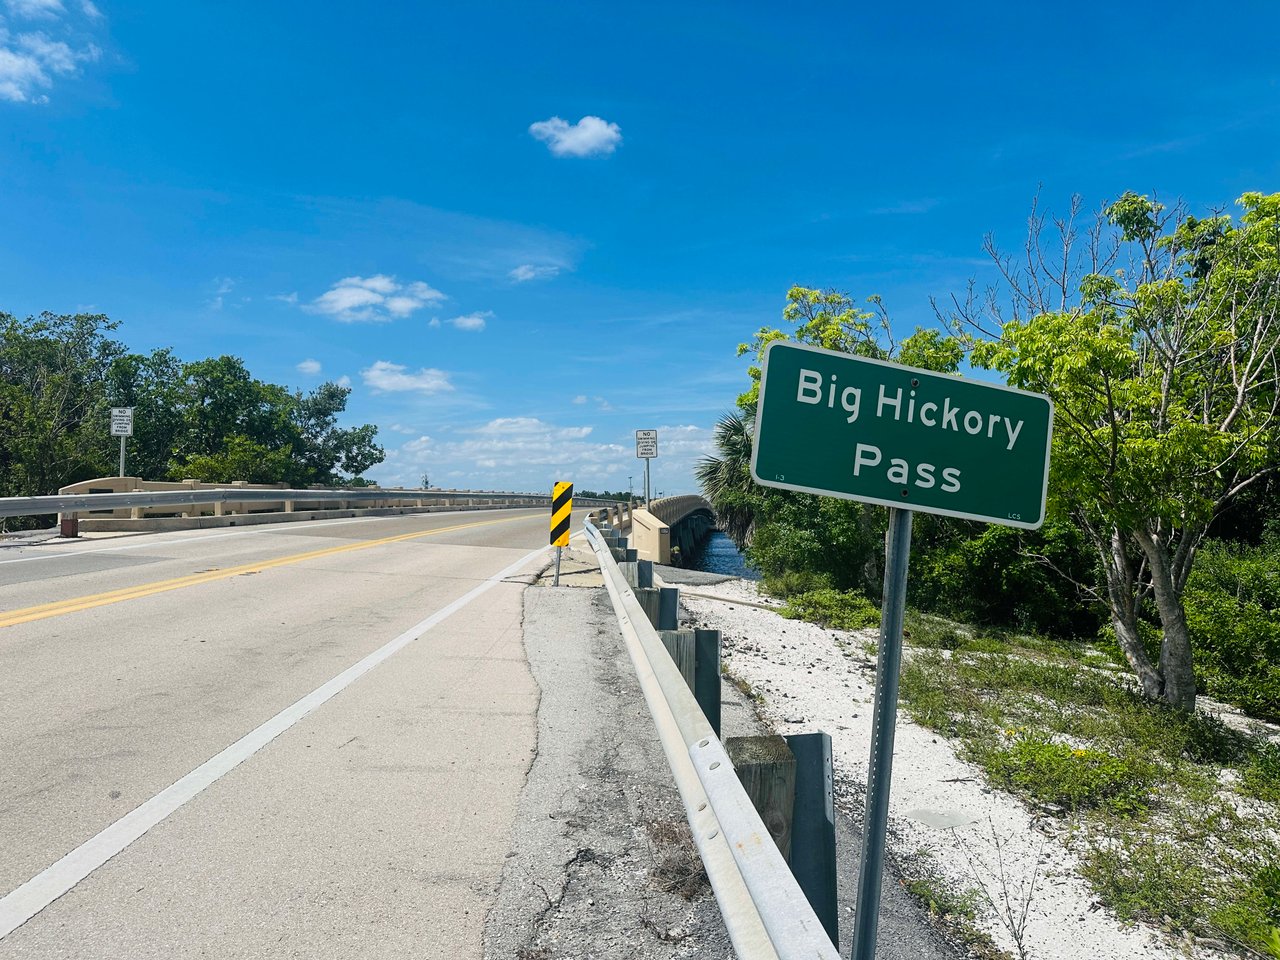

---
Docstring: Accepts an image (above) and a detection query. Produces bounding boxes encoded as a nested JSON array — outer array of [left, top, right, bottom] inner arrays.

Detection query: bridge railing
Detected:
[[584, 514, 838, 960], [0, 486, 615, 521]]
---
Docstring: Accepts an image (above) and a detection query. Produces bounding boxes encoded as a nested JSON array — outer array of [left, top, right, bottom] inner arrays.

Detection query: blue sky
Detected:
[[3, 1, 1279, 495]]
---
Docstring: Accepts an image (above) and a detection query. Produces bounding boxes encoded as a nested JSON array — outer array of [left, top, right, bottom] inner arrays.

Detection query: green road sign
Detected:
[[751, 341, 1053, 529]]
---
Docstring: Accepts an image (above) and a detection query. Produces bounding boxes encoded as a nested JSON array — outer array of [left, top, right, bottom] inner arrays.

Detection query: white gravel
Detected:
[[678, 576, 1230, 960]]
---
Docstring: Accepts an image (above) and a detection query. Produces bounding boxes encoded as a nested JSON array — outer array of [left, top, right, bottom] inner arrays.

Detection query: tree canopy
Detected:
[[0, 311, 385, 515]]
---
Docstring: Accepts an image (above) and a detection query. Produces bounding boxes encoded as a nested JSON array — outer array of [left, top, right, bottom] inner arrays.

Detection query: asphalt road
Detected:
[[0, 509, 570, 958]]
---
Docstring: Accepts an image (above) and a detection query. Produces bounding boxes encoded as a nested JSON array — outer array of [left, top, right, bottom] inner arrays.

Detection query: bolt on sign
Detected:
[[550, 481, 573, 547], [751, 341, 1053, 529]]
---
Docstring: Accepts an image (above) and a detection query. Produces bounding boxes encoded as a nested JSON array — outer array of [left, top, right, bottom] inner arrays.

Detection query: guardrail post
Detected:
[[636, 559, 653, 589], [786, 731, 839, 948], [658, 629, 696, 690], [657, 586, 679, 631], [725, 735, 796, 860], [694, 628, 722, 737], [59, 514, 79, 538], [636, 588, 661, 627]]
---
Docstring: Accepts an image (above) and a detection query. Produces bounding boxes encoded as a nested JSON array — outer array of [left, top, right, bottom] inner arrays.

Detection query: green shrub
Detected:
[[974, 732, 1154, 813], [780, 588, 880, 630], [761, 568, 833, 599], [747, 493, 884, 596], [1183, 583, 1280, 722], [1081, 826, 1211, 930], [908, 516, 1103, 638], [1242, 742, 1280, 804]]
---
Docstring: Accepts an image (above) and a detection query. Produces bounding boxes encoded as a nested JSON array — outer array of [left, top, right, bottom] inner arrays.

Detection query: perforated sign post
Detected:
[[635, 429, 658, 508], [110, 407, 134, 477], [751, 341, 1052, 960]]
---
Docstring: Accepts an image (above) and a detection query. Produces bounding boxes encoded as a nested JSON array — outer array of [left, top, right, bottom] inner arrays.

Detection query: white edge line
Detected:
[[0, 542, 552, 940]]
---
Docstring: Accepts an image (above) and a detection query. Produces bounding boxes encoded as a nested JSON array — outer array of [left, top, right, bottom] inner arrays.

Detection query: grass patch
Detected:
[[777, 587, 880, 630], [896, 621, 1280, 956], [973, 733, 1154, 814]]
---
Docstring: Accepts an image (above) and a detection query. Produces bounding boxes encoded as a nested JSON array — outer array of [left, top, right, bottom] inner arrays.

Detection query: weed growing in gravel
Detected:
[[646, 819, 709, 900], [897, 614, 1280, 956], [777, 587, 880, 630]]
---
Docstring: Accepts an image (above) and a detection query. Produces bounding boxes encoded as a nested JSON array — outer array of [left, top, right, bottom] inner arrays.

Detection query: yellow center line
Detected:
[[0, 513, 542, 629]]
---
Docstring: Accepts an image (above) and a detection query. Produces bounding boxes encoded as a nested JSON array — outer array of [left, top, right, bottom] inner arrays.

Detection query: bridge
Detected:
[[0, 482, 862, 959]]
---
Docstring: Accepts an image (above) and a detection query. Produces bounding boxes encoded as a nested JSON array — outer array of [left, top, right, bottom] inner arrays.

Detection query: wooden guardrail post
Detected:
[[694, 628, 722, 738], [658, 629, 696, 690], [635, 588, 660, 627], [657, 586, 679, 631], [725, 735, 796, 861], [786, 731, 839, 948]]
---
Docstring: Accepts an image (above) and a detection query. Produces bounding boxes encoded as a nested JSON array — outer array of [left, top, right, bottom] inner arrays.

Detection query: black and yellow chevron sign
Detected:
[[550, 481, 573, 547]]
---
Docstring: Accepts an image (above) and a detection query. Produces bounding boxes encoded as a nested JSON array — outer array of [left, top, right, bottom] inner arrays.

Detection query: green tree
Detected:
[[950, 191, 1280, 711], [105, 348, 184, 480], [290, 381, 384, 484], [0, 312, 122, 505], [703, 287, 966, 597]]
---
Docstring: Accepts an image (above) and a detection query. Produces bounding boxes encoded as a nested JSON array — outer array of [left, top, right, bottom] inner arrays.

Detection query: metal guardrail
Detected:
[[583, 516, 839, 960], [0, 488, 616, 520]]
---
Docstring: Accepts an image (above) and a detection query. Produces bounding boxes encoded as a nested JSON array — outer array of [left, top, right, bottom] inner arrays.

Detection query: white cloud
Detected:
[[296, 358, 321, 375], [572, 395, 587, 404], [428, 316, 441, 328], [528, 115, 622, 158], [361, 360, 453, 395], [335, 374, 352, 388], [4, 0, 65, 19], [448, 311, 490, 332], [80, 1, 101, 18], [380, 417, 623, 485], [509, 263, 561, 283], [370, 417, 719, 494], [0, 27, 100, 103], [270, 292, 299, 305], [305, 274, 445, 323]]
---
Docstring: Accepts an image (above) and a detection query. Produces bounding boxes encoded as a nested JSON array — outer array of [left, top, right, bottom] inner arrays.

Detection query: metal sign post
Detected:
[[636, 429, 658, 509], [851, 506, 911, 960], [550, 481, 572, 585], [110, 407, 134, 478], [750, 340, 1054, 960]]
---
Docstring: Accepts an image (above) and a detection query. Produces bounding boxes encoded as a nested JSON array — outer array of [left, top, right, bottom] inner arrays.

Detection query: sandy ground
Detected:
[[677, 576, 1232, 960]]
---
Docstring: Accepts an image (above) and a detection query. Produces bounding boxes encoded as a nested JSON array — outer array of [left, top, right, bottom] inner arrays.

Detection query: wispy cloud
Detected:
[[296, 358, 321, 375], [205, 276, 235, 310], [529, 115, 622, 158], [270, 291, 299, 305], [448, 311, 490, 332], [305, 275, 445, 323], [572, 394, 587, 405], [0, 28, 100, 103], [509, 263, 561, 283], [870, 198, 940, 215], [0, 0, 102, 103], [4, 0, 65, 19], [361, 360, 453, 394]]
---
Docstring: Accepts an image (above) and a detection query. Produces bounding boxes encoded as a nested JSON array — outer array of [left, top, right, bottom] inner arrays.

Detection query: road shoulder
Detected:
[[483, 583, 732, 959]]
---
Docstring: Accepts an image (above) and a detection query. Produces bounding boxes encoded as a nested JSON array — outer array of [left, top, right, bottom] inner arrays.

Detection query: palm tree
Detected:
[[695, 409, 759, 549]]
